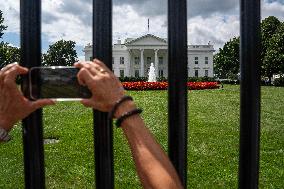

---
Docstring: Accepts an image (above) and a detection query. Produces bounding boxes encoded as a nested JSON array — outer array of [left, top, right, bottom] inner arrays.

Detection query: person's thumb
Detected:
[[31, 99, 56, 111], [81, 99, 95, 108]]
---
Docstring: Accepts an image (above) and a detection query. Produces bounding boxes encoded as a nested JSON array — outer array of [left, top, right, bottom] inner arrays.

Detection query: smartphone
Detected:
[[28, 66, 92, 101]]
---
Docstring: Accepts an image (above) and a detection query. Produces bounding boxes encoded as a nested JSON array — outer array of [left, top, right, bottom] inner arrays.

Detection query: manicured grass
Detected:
[[0, 85, 283, 188]]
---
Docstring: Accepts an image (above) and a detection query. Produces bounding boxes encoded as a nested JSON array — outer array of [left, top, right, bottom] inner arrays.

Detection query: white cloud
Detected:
[[1, 0, 20, 33], [262, 1, 284, 20], [188, 14, 240, 50], [41, 0, 92, 46], [42, 13, 92, 46], [113, 5, 167, 43]]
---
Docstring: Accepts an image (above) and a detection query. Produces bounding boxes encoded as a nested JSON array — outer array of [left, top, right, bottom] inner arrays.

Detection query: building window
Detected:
[[120, 69, 124, 77], [89, 56, 93, 61], [135, 57, 140, 65], [205, 70, 208, 77], [147, 57, 151, 64], [112, 57, 114, 64], [135, 70, 139, 77], [195, 57, 198, 64], [205, 57, 208, 64], [159, 70, 164, 77], [120, 57, 124, 64], [159, 57, 163, 64], [195, 70, 199, 77]]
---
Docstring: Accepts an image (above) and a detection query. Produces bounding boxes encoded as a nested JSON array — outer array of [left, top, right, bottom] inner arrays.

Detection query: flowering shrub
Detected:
[[122, 82, 168, 90], [187, 82, 220, 90], [122, 82, 219, 90]]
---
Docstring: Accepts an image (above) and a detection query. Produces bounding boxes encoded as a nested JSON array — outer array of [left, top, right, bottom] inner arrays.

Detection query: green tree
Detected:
[[0, 42, 20, 69], [263, 22, 284, 82], [0, 10, 7, 39], [213, 37, 240, 79], [261, 16, 281, 81], [261, 16, 281, 49], [43, 40, 78, 66], [0, 11, 19, 69]]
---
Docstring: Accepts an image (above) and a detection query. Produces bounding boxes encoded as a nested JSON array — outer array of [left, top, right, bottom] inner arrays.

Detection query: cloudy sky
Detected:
[[1, 0, 284, 60]]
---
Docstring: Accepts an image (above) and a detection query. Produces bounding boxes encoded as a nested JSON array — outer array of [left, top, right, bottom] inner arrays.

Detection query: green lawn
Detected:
[[0, 85, 283, 188]]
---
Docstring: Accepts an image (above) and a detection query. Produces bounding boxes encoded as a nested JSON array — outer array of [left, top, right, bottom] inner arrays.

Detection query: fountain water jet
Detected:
[[148, 63, 157, 82]]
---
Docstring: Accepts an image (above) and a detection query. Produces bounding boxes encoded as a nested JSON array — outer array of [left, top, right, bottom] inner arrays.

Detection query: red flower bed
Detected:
[[187, 82, 220, 90], [122, 82, 219, 90]]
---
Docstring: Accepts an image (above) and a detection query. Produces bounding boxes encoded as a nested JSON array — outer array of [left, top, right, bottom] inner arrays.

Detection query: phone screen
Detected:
[[29, 67, 92, 100]]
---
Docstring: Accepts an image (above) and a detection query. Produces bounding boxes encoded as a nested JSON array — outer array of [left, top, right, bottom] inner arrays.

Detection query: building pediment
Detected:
[[125, 34, 167, 46]]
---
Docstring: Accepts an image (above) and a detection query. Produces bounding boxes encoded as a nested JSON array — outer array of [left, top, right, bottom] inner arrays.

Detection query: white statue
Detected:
[[148, 63, 157, 82]]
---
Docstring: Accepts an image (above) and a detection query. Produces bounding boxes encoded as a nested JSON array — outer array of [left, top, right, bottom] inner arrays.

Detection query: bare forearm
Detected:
[[115, 102, 183, 189], [75, 60, 181, 187]]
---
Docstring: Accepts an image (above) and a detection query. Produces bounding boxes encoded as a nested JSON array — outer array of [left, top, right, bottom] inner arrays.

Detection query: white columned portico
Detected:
[[140, 49, 144, 77], [154, 49, 159, 77]]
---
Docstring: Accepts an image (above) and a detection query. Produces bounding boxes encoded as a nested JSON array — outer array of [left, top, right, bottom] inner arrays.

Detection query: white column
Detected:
[[154, 49, 159, 77], [127, 49, 131, 76], [140, 49, 144, 77]]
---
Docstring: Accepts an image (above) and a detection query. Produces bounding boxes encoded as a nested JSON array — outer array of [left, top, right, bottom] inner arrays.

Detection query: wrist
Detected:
[[108, 95, 143, 128], [114, 100, 137, 119]]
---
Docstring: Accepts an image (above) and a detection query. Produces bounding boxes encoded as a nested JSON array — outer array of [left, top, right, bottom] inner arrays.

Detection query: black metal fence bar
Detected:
[[20, 0, 45, 188], [93, 0, 114, 188], [168, 0, 188, 187], [239, 0, 261, 188]]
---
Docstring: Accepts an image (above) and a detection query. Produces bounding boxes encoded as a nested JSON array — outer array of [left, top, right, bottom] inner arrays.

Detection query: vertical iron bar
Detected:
[[239, 0, 261, 188], [93, 0, 114, 188], [168, 0, 188, 187], [20, 0, 45, 188]]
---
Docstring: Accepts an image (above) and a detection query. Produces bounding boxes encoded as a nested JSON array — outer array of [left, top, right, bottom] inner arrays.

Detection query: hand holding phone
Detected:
[[75, 60, 125, 112], [28, 66, 92, 101]]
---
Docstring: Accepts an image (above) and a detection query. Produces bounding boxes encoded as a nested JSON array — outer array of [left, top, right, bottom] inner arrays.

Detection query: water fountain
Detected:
[[148, 63, 157, 82]]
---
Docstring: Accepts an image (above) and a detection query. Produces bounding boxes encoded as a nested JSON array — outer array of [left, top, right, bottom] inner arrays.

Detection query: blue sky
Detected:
[[1, 0, 284, 60]]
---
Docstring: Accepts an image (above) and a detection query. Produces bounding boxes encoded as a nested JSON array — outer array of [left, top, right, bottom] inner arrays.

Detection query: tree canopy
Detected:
[[213, 37, 240, 79], [0, 42, 21, 69], [263, 22, 284, 80], [0, 10, 7, 39], [261, 16, 281, 49], [261, 16, 282, 81], [42, 40, 78, 66]]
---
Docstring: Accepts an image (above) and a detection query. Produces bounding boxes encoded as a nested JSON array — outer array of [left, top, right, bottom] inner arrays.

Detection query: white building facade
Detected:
[[83, 34, 215, 78]]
